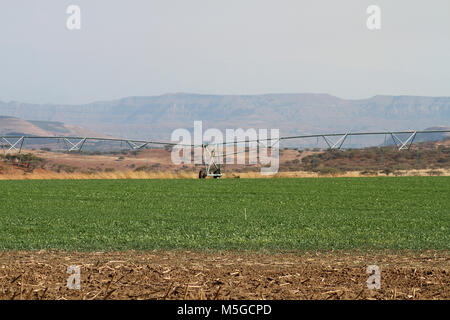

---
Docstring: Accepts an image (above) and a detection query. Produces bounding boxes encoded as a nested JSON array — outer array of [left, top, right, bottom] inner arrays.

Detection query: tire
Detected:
[[199, 170, 207, 179]]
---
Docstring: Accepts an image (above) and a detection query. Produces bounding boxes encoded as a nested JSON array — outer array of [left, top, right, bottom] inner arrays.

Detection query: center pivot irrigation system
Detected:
[[1, 129, 449, 178]]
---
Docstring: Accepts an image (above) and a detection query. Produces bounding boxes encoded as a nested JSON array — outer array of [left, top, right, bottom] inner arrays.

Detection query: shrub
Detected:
[[315, 167, 341, 176], [134, 166, 151, 172], [427, 169, 443, 176]]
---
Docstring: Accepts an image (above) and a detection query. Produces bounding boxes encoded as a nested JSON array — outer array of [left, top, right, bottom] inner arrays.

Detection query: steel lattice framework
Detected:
[[1, 129, 450, 151], [1, 129, 449, 177]]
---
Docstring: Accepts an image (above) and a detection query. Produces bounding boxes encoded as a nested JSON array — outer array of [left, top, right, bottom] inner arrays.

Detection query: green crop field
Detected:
[[0, 177, 448, 251]]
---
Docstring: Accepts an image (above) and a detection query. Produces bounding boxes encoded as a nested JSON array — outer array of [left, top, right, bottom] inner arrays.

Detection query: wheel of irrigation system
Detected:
[[213, 168, 221, 179], [198, 170, 207, 179]]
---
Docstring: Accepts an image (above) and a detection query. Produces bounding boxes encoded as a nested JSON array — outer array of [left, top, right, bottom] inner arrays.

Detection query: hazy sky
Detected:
[[0, 0, 449, 104]]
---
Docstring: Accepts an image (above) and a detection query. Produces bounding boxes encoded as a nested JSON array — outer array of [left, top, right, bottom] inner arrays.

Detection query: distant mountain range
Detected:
[[0, 93, 449, 146]]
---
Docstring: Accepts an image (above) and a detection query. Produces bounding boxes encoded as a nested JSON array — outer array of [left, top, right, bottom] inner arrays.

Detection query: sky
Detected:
[[0, 0, 449, 104]]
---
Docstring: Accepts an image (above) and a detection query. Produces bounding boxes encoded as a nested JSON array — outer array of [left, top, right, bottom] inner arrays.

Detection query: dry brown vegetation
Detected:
[[0, 140, 449, 180]]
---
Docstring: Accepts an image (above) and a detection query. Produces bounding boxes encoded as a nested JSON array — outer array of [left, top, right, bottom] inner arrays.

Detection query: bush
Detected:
[[134, 166, 151, 172], [427, 169, 443, 176], [315, 167, 341, 176], [361, 170, 378, 176]]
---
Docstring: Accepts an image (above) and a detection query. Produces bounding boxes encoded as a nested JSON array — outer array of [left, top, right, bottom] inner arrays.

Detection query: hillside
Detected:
[[0, 116, 107, 138], [416, 126, 450, 142], [0, 93, 449, 144]]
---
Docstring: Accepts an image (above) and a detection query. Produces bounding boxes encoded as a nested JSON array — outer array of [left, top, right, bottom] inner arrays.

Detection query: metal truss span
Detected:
[[0, 129, 449, 154], [0, 136, 179, 154], [205, 129, 450, 151]]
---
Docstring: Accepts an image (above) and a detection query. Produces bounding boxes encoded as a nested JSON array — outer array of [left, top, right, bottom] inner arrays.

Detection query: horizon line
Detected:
[[1, 92, 450, 106]]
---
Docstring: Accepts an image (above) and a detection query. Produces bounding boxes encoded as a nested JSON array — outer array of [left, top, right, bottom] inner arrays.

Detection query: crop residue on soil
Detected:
[[0, 251, 448, 300]]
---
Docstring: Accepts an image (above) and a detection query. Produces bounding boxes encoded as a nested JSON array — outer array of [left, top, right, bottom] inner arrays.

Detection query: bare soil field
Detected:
[[0, 251, 448, 300]]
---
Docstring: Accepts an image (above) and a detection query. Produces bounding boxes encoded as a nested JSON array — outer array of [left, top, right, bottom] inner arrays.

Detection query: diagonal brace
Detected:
[[64, 138, 87, 152], [126, 141, 149, 150], [322, 134, 348, 150], [2, 137, 24, 154], [398, 131, 417, 150], [391, 132, 417, 150]]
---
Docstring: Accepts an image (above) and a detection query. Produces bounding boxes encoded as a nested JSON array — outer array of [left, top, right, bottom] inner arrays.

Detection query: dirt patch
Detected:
[[0, 251, 448, 300]]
